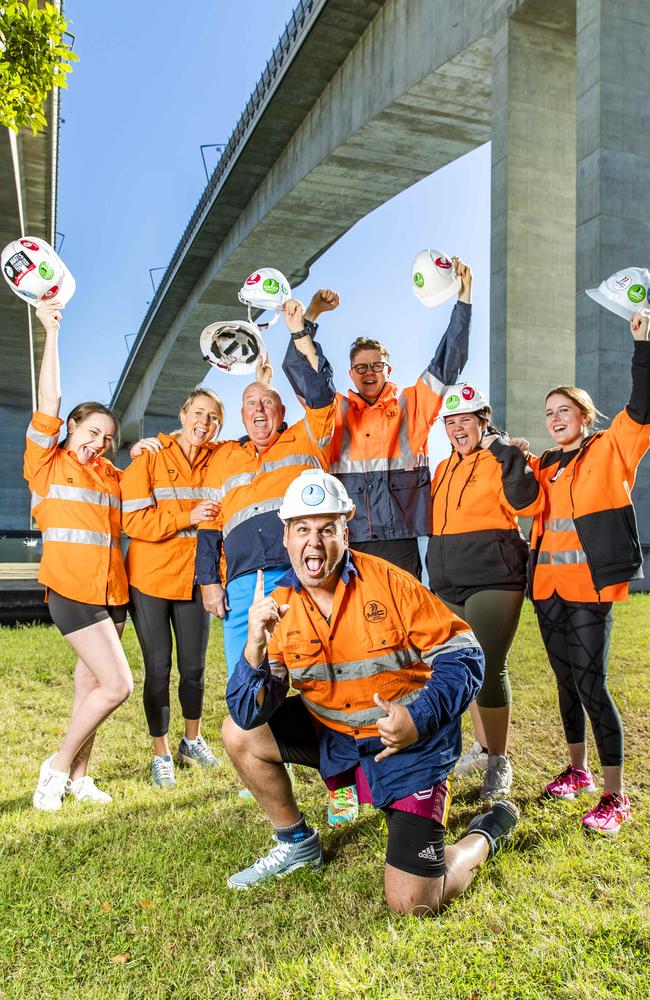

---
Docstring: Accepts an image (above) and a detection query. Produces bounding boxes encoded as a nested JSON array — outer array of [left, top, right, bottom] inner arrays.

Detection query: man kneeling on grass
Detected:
[[222, 470, 519, 914]]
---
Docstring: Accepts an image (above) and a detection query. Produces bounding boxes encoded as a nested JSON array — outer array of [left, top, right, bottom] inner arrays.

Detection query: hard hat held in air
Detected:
[[411, 250, 460, 308], [200, 320, 267, 376], [585, 267, 650, 321], [278, 469, 356, 523], [238, 267, 292, 328], [441, 383, 490, 417], [1, 236, 76, 306]]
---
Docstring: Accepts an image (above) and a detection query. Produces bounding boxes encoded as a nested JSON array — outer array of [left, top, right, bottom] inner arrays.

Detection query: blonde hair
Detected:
[[545, 386, 606, 430], [349, 337, 390, 366], [65, 402, 118, 454], [179, 386, 224, 432]]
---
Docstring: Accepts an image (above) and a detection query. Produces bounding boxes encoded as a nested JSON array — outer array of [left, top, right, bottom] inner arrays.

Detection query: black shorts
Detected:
[[268, 696, 447, 878], [48, 589, 128, 636]]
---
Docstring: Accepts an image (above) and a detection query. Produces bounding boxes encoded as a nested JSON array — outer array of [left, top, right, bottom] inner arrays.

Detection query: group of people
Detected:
[[23, 255, 649, 915]]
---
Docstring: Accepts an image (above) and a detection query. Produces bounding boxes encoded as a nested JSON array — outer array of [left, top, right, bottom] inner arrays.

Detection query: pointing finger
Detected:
[[254, 569, 265, 602]]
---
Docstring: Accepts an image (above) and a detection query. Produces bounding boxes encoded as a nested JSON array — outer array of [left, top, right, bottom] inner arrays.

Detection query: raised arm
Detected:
[[35, 301, 63, 417]]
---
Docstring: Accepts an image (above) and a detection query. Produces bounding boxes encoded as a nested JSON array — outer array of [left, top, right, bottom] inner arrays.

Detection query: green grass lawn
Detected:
[[1, 598, 649, 1000]]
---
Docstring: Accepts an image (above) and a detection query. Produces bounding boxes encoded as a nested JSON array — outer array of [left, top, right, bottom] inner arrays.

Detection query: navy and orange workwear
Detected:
[[428, 439, 542, 605], [226, 549, 484, 809], [121, 433, 217, 600], [195, 352, 336, 587], [282, 302, 471, 544], [528, 341, 650, 603], [24, 411, 127, 605]]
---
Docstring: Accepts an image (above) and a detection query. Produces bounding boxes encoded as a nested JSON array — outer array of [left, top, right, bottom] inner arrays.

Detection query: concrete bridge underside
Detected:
[[111, 0, 650, 573]]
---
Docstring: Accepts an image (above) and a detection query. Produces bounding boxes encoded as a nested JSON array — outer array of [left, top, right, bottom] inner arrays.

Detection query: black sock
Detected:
[[275, 813, 313, 843]]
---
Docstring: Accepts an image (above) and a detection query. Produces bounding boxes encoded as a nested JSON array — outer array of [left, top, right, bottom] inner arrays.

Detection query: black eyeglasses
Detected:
[[351, 361, 389, 375]]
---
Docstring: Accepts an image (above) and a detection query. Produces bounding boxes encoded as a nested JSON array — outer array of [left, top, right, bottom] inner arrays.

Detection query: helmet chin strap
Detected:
[[246, 303, 280, 331]]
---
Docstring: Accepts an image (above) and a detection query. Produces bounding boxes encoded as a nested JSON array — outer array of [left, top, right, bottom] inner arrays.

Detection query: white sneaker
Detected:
[[479, 754, 513, 801], [454, 741, 489, 779], [33, 754, 71, 811], [68, 776, 112, 804]]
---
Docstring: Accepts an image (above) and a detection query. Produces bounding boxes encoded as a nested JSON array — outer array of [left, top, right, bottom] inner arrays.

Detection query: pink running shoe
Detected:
[[544, 765, 596, 800], [581, 793, 631, 836]]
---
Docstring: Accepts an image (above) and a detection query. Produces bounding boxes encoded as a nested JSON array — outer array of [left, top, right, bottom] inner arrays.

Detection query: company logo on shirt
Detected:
[[364, 601, 387, 622]]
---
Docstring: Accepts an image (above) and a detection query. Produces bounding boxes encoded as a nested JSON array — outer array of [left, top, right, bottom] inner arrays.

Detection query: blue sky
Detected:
[[56, 0, 490, 465]]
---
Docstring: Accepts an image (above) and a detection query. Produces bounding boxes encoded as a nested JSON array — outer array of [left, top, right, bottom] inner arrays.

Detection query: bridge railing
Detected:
[[114, 0, 321, 399]]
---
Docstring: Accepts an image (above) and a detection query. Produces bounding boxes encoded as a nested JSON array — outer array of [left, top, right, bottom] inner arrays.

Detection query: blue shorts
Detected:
[[222, 566, 290, 676]]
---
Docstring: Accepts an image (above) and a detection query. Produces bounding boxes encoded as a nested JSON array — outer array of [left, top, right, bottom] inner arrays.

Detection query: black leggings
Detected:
[[130, 586, 210, 738], [351, 538, 422, 580], [535, 592, 623, 767]]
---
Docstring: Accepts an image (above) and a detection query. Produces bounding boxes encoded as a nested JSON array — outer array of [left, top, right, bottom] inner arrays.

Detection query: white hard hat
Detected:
[[585, 267, 650, 321], [1, 236, 76, 306], [411, 250, 460, 308], [238, 267, 291, 328], [278, 469, 356, 523], [200, 320, 267, 375], [441, 383, 490, 417]]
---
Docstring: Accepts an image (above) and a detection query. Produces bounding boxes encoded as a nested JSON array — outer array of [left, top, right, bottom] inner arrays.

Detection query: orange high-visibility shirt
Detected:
[[24, 411, 127, 605], [121, 434, 219, 600]]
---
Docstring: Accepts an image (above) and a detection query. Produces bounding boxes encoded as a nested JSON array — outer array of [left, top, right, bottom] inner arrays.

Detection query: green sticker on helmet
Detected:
[[627, 284, 646, 303], [263, 278, 280, 294], [445, 395, 460, 410], [281, 283, 289, 295], [38, 261, 54, 280], [413, 272, 424, 288]]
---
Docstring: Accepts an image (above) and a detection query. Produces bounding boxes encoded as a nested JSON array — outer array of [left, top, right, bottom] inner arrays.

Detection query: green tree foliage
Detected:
[[0, 0, 77, 134]]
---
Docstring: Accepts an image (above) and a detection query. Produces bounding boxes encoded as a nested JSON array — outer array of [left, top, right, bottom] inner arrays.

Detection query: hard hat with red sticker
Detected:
[[441, 383, 489, 416], [238, 266, 291, 328], [586, 266, 650, 321], [411, 249, 460, 308], [1, 236, 76, 306]]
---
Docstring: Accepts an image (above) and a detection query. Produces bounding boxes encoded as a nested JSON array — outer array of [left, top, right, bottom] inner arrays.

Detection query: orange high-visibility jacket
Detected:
[[24, 411, 127, 605], [282, 302, 472, 542], [196, 400, 336, 586], [529, 407, 650, 603], [267, 550, 481, 740], [428, 440, 543, 603], [121, 434, 219, 600]]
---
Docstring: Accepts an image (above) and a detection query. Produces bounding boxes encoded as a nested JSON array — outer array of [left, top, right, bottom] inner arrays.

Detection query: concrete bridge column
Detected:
[[490, 0, 576, 453], [576, 0, 650, 578]]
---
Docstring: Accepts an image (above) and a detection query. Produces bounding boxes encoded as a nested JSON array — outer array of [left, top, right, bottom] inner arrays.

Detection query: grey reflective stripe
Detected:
[[222, 497, 282, 539], [121, 497, 155, 513], [153, 487, 214, 501], [47, 484, 120, 508], [301, 689, 421, 728], [330, 454, 420, 474], [543, 517, 576, 532], [304, 413, 332, 449], [537, 550, 588, 565], [419, 369, 445, 397], [176, 527, 197, 538], [30, 491, 44, 510], [43, 527, 120, 547], [27, 424, 59, 449], [220, 472, 254, 498], [289, 646, 422, 683], [421, 630, 481, 665], [397, 396, 421, 468], [260, 453, 320, 476]]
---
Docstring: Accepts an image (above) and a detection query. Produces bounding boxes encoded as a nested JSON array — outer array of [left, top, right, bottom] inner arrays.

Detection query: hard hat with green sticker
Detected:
[[627, 284, 646, 303], [263, 278, 280, 294], [413, 271, 424, 288], [445, 394, 460, 410]]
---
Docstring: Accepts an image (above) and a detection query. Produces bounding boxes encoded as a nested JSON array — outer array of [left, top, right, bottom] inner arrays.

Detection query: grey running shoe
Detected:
[[176, 735, 221, 768], [151, 754, 176, 788], [468, 800, 520, 855], [454, 741, 489, 779], [227, 830, 323, 890], [479, 754, 513, 802]]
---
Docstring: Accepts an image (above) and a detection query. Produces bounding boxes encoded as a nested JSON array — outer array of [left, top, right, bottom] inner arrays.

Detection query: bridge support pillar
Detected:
[[490, 0, 576, 453]]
